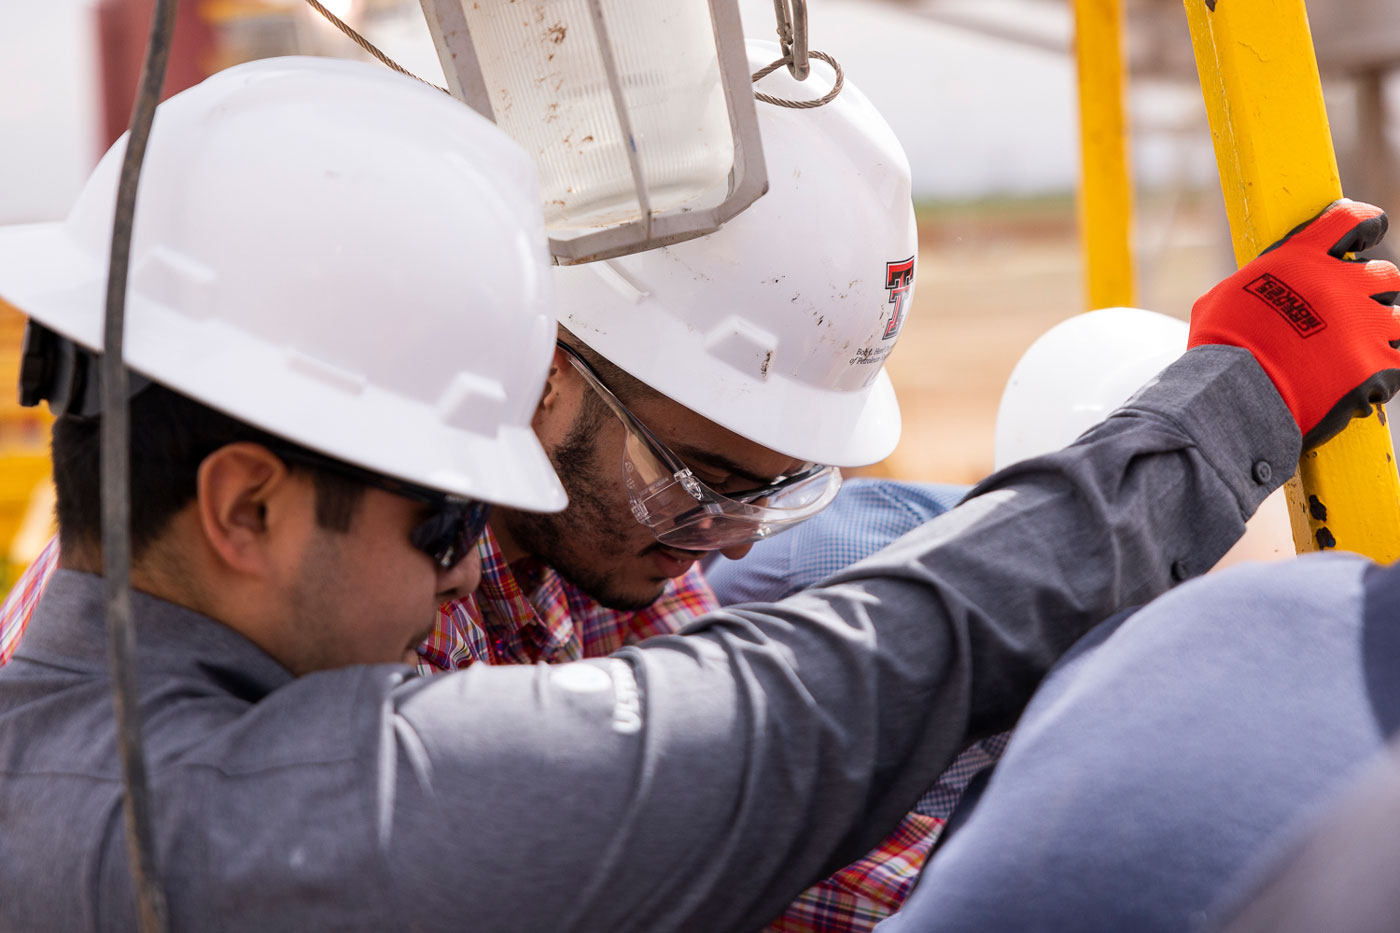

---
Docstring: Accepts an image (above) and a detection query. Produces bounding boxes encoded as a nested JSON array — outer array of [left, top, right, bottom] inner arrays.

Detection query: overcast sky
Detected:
[[0, 0, 1225, 225], [0, 0, 101, 224]]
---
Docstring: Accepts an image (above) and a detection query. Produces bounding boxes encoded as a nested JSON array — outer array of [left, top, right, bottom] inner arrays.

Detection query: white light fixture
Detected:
[[419, 0, 768, 264]]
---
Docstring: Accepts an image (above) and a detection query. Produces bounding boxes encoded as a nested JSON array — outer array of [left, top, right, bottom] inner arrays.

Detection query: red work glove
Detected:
[[1188, 199, 1400, 449]]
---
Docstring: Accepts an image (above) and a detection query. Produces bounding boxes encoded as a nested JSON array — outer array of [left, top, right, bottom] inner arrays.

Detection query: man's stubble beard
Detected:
[[499, 403, 669, 612]]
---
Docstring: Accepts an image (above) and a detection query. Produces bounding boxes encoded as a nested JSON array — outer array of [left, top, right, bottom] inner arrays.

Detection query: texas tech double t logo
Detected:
[[884, 257, 915, 340]]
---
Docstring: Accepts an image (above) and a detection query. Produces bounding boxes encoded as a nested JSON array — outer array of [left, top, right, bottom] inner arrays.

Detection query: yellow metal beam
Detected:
[[1184, 0, 1400, 560], [1074, 0, 1136, 310]]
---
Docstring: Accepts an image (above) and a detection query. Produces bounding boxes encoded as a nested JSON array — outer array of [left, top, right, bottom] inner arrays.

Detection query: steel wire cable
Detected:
[[103, 0, 178, 929]]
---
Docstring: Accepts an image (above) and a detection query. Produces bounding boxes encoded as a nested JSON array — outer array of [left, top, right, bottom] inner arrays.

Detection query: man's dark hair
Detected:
[[51, 382, 364, 561]]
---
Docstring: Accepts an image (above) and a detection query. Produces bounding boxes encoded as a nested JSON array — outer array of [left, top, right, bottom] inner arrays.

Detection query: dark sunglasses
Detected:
[[264, 443, 491, 571]]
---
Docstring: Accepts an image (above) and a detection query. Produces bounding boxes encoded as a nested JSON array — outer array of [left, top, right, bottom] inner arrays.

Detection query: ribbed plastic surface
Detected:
[[463, 0, 734, 231]]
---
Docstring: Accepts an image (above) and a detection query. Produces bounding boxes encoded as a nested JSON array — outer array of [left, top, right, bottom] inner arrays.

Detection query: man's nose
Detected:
[[436, 550, 483, 601]]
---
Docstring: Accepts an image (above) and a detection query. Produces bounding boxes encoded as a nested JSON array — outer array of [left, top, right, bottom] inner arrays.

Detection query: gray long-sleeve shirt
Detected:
[[0, 346, 1296, 932]]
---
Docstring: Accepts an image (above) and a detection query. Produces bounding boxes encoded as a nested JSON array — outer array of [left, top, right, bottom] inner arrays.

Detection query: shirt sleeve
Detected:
[[382, 345, 1299, 932]]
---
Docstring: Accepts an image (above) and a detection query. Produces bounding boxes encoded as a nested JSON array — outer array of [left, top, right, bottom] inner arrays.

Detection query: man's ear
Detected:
[[194, 443, 293, 575], [533, 346, 580, 431]]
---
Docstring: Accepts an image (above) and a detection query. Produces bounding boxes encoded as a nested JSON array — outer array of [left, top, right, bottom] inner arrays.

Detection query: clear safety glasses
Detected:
[[558, 342, 842, 551], [267, 443, 491, 571]]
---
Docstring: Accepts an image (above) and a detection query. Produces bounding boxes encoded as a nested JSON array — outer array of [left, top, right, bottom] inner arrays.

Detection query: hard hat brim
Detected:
[[0, 220, 567, 513]]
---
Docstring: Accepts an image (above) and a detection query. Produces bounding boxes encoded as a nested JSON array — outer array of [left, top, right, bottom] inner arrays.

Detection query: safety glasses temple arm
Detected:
[[556, 341, 695, 479]]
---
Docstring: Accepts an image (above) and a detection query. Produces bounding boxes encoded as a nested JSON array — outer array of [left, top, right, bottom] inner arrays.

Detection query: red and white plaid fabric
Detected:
[[767, 813, 946, 932], [416, 525, 718, 670], [0, 529, 970, 932], [0, 536, 57, 665]]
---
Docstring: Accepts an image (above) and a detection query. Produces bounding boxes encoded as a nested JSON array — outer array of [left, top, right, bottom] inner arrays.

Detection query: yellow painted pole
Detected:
[[1074, 0, 1136, 310], [1185, 0, 1400, 560]]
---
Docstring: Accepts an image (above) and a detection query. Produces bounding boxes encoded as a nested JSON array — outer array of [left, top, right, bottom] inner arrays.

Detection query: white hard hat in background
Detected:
[[994, 307, 1187, 470], [995, 306, 1293, 567], [554, 39, 916, 468], [0, 56, 566, 513]]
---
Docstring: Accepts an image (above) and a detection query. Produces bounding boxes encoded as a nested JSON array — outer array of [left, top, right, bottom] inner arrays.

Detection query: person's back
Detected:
[[1214, 729, 1400, 933], [883, 550, 1400, 933]]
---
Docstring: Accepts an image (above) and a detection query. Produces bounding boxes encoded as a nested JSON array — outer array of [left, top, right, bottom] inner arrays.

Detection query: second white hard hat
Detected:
[[994, 307, 1294, 567], [994, 307, 1188, 470], [0, 56, 566, 513], [554, 40, 916, 468]]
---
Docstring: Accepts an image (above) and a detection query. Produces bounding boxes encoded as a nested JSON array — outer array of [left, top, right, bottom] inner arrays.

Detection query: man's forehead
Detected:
[[632, 394, 807, 482]]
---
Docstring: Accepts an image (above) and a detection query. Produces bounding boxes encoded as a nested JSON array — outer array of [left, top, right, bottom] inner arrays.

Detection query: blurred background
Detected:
[[1, 0, 1398, 590]]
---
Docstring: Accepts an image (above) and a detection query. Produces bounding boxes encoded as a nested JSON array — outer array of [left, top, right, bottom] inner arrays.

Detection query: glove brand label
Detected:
[[1246, 273, 1327, 337], [883, 257, 915, 340]]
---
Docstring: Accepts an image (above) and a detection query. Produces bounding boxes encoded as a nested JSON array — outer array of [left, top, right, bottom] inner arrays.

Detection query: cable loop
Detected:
[[751, 49, 844, 109]]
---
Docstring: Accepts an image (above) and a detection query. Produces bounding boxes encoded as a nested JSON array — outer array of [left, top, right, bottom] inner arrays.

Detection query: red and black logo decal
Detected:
[[883, 256, 915, 340], [1245, 273, 1327, 337]]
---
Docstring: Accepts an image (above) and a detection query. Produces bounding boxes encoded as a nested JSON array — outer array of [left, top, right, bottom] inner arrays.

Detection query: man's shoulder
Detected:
[[1118, 551, 1378, 646], [890, 553, 1398, 933], [1187, 550, 1376, 594], [1040, 552, 1383, 718]]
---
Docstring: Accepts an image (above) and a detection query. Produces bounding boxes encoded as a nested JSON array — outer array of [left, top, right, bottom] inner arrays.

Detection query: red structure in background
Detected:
[[96, 0, 217, 149]]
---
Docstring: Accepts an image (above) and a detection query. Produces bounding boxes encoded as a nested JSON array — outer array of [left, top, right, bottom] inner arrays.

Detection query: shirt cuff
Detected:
[[1120, 344, 1300, 519]]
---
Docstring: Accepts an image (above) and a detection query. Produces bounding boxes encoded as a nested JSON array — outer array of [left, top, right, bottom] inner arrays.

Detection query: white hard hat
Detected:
[[0, 56, 565, 513], [553, 40, 916, 468], [994, 307, 1188, 470]]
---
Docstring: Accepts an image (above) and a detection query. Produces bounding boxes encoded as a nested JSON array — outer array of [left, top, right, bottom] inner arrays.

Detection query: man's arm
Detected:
[[383, 346, 1295, 931]]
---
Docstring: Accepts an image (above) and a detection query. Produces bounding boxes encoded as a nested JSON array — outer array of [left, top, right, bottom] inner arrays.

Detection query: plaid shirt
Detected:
[[765, 733, 1010, 932], [0, 535, 56, 665], [415, 525, 718, 670], [0, 527, 986, 932]]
